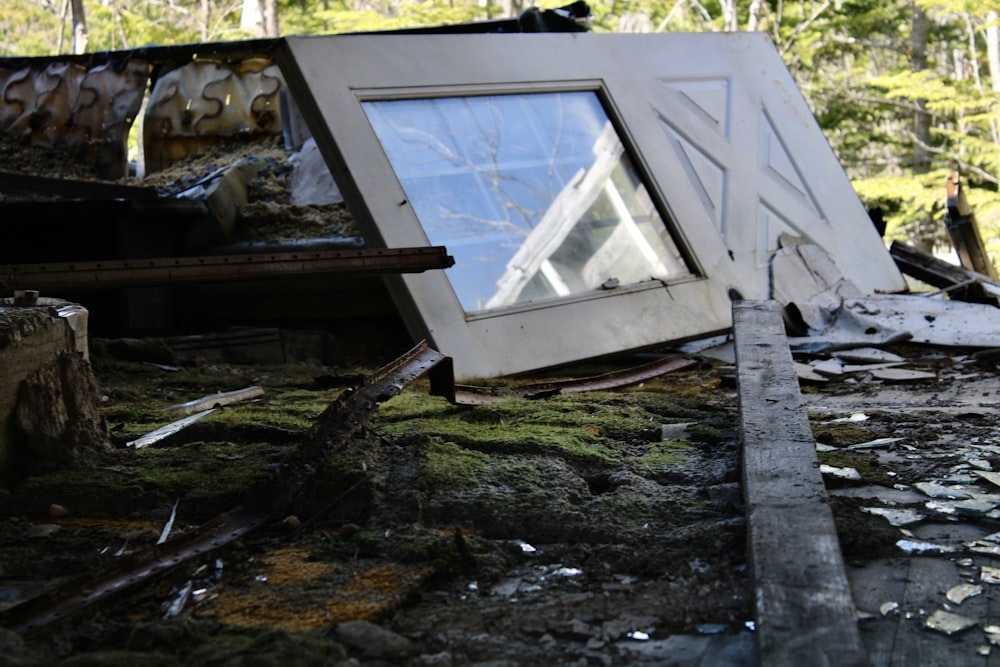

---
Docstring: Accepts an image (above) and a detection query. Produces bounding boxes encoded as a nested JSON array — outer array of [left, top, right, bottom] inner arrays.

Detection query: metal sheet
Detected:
[[0, 57, 148, 180], [277, 33, 905, 379]]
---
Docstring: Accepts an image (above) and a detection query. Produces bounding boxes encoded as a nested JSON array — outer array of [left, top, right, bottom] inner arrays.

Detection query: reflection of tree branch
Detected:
[[376, 98, 561, 235], [436, 208, 528, 237]]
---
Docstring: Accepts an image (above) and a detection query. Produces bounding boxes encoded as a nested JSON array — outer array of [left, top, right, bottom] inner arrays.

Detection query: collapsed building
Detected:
[[1, 10, 911, 379], [1, 9, 999, 667]]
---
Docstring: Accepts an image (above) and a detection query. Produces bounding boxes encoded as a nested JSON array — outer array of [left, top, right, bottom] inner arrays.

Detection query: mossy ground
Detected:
[[0, 339, 752, 665]]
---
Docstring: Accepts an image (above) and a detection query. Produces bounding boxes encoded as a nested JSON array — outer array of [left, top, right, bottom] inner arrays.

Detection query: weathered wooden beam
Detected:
[[890, 240, 1000, 307], [944, 171, 998, 280], [733, 300, 867, 667], [0, 246, 455, 292]]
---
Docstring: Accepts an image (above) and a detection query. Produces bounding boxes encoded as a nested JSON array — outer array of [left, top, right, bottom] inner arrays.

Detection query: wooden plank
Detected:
[[733, 300, 867, 667], [0, 246, 456, 292], [162, 385, 265, 415], [889, 241, 1000, 306]]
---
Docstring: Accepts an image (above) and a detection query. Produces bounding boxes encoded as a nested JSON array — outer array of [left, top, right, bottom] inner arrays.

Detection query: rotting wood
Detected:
[[162, 385, 265, 415], [0, 246, 456, 292], [0, 340, 451, 634], [944, 171, 998, 281], [889, 240, 1000, 307], [733, 300, 867, 667], [428, 353, 697, 405]]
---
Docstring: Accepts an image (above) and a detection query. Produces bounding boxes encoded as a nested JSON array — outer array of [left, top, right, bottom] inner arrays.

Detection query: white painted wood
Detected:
[[278, 33, 905, 379]]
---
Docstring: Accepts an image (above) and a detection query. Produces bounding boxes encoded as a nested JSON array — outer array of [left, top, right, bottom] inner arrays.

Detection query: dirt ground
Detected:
[[0, 323, 996, 665]]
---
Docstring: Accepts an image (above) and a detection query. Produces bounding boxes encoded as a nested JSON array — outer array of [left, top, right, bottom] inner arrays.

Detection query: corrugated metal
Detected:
[[0, 57, 148, 179]]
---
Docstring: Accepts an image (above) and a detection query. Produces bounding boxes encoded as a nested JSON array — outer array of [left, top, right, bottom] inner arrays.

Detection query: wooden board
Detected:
[[733, 300, 867, 666]]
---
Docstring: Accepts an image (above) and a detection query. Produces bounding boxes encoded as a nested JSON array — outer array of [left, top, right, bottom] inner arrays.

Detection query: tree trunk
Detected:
[[988, 11, 1000, 93], [243, 0, 280, 37], [747, 0, 764, 32], [910, 2, 932, 176], [241, 0, 262, 35], [263, 0, 280, 37], [722, 0, 739, 31], [910, 2, 934, 251], [70, 0, 88, 54], [201, 0, 210, 42]]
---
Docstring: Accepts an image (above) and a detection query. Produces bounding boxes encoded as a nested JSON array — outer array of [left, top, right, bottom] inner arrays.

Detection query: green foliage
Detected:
[[0, 1, 62, 56]]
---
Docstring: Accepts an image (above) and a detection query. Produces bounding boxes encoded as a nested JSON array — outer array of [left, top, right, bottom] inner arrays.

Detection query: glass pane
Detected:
[[363, 91, 690, 313]]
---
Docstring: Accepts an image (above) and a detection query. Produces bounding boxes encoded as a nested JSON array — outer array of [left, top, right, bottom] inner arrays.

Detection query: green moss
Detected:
[[374, 391, 669, 464], [418, 437, 491, 489], [129, 441, 274, 513], [686, 423, 732, 445], [379, 524, 509, 579], [638, 439, 692, 470], [811, 422, 874, 448]]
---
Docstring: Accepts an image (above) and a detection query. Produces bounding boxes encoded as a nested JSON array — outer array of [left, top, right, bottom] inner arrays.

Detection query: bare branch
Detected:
[[779, 1, 831, 55]]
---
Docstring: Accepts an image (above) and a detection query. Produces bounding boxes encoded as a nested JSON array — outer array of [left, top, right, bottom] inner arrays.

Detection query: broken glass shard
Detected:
[[363, 92, 691, 313], [157, 497, 180, 545], [627, 630, 650, 641], [820, 464, 862, 481], [974, 470, 1000, 489], [871, 368, 937, 382], [914, 482, 972, 500], [970, 543, 1000, 558], [516, 539, 537, 553], [163, 580, 193, 619], [879, 601, 899, 616], [924, 609, 976, 635], [862, 507, 925, 527], [823, 412, 869, 424], [832, 348, 905, 363], [847, 437, 904, 450], [555, 567, 583, 577], [896, 539, 956, 555], [811, 359, 845, 376], [946, 583, 982, 605], [927, 494, 1000, 517]]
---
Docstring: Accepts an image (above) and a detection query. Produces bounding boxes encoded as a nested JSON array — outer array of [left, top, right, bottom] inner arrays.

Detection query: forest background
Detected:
[[2, 0, 998, 268]]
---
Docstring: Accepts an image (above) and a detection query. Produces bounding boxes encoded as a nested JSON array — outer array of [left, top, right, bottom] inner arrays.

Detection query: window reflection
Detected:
[[363, 91, 690, 313]]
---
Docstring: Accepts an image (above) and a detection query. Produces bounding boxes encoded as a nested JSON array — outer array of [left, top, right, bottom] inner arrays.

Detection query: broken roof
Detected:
[[2, 29, 908, 379]]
